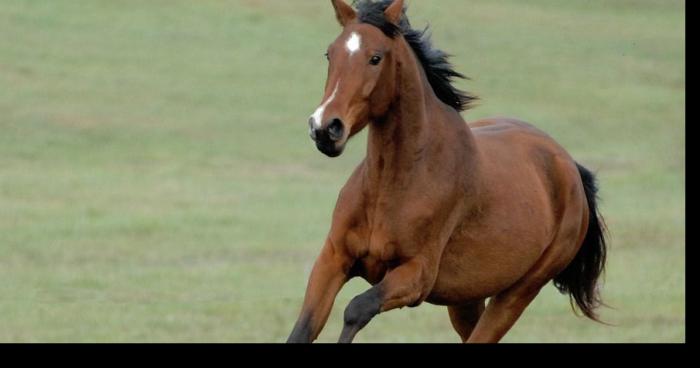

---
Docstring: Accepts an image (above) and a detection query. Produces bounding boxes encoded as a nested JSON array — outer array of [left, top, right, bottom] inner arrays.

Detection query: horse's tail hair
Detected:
[[553, 163, 609, 322]]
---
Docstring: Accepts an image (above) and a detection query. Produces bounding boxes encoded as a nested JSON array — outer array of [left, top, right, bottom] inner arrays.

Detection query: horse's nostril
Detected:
[[327, 118, 344, 141]]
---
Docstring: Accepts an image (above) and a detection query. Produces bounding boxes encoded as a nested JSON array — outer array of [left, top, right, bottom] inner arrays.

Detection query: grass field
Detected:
[[0, 0, 685, 342]]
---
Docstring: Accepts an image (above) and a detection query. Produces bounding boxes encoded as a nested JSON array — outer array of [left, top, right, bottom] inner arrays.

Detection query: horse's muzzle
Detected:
[[315, 139, 344, 157], [309, 118, 346, 157]]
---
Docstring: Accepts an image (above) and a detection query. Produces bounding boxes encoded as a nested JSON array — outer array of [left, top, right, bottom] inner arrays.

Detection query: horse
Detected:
[[287, 0, 607, 343]]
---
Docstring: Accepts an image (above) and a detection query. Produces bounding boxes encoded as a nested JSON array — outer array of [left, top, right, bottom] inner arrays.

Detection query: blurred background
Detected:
[[0, 0, 684, 342]]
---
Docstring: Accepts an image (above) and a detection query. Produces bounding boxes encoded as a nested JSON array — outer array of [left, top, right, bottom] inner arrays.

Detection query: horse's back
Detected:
[[469, 117, 584, 222], [470, 117, 578, 174], [471, 117, 559, 146]]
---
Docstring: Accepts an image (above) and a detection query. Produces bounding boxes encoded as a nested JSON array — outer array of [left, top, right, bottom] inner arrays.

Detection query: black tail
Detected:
[[553, 163, 608, 322]]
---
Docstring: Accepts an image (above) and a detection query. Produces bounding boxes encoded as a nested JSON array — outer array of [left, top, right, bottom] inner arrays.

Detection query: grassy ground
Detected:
[[0, 0, 684, 342]]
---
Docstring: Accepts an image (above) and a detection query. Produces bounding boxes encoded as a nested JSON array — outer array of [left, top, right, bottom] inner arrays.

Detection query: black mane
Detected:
[[353, 0, 478, 112]]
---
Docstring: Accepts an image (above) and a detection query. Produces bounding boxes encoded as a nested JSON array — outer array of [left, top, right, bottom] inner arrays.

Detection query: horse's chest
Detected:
[[346, 224, 400, 262], [343, 190, 435, 281], [344, 223, 404, 283]]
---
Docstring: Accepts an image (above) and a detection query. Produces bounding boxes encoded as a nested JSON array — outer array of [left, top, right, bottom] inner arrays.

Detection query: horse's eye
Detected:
[[370, 55, 382, 65], [325, 52, 329, 61]]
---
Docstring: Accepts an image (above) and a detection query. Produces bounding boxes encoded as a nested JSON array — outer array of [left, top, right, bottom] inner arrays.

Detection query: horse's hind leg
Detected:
[[447, 300, 486, 342], [466, 282, 544, 343], [466, 243, 572, 343]]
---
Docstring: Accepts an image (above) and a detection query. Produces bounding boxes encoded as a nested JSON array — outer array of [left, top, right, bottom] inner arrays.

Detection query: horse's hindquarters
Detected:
[[427, 119, 590, 305]]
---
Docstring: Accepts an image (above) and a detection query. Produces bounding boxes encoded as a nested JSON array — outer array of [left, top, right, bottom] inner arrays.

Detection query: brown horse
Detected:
[[288, 0, 607, 343]]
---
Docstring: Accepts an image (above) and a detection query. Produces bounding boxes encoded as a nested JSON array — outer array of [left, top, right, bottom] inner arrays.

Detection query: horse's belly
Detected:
[[427, 225, 549, 305]]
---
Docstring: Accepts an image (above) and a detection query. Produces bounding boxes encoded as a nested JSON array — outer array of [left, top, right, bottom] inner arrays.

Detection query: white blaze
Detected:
[[310, 82, 339, 129], [346, 32, 361, 54]]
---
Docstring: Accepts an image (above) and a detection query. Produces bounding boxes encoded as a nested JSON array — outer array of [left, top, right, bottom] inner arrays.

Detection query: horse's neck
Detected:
[[365, 40, 477, 187]]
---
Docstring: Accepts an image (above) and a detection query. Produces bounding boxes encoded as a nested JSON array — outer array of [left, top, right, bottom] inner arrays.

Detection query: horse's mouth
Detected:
[[316, 141, 344, 158]]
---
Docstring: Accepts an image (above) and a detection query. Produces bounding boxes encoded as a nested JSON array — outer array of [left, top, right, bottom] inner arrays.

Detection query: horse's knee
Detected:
[[344, 288, 382, 329], [287, 312, 313, 343]]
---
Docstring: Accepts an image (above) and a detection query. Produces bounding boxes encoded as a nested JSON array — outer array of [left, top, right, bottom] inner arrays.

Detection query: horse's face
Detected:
[[308, 0, 404, 158]]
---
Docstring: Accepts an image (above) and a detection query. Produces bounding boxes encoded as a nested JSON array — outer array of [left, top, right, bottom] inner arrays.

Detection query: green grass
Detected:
[[0, 0, 684, 342]]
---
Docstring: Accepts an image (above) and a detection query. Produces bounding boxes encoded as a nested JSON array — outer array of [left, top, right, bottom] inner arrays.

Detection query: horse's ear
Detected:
[[384, 0, 405, 26], [331, 0, 357, 27]]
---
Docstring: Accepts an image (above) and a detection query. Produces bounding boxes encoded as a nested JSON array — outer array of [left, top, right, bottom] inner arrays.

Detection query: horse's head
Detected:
[[308, 0, 405, 158]]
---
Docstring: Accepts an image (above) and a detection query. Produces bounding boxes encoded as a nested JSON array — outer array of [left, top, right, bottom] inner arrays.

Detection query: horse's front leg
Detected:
[[287, 240, 353, 343], [338, 256, 436, 343]]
